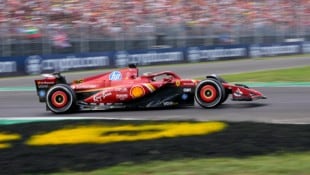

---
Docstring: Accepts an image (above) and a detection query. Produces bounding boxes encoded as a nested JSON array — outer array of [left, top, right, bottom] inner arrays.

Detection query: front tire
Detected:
[[220, 89, 230, 104], [46, 84, 76, 113], [195, 79, 225, 108]]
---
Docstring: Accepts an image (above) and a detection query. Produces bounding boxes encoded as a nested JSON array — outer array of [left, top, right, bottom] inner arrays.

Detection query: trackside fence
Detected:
[[0, 42, 309, 77]]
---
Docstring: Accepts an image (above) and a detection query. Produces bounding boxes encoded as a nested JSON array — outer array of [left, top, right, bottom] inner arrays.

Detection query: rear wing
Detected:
[[34, 72, 67, 102]]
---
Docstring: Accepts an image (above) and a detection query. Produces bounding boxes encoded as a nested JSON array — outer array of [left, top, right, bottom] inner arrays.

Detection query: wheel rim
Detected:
[[199, 85, 217, 103], [51, 90, 68, 108]]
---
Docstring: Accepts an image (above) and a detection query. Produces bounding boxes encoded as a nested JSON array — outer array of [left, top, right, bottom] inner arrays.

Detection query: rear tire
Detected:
[[195, 79, 225, 108], [46, 84, 76, 113]]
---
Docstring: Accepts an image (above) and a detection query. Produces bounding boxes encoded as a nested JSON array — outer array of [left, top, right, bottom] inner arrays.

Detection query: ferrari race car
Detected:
[[35, 64, 266, 113]]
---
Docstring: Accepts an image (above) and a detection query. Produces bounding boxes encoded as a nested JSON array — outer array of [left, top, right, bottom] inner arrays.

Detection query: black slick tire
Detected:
[[46, 84, 76, 113], [195, 79, 225, 108]]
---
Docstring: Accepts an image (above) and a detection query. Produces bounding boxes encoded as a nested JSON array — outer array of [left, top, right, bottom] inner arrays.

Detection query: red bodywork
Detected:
[[35, 65, 266, 113], [69, 68, 196, 104], [223, 83, 266, 101]]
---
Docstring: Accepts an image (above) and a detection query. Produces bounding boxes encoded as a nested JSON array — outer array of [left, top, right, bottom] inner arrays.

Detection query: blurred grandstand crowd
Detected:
[[0, 0, 309, 56]]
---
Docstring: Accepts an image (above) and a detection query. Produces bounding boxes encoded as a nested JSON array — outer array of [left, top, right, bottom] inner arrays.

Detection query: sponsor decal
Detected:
[[25, 122, 227, 146], [38, 90, 46, 97], [130, 86, 145, 98], [116, 94, 129, 101], [187, 47, 201, 62], [249, 46, 261, 57], [115, 51, 183, 67], [41, 56, 110, 72], [182, 82, 195, 86], [163, 101, 175, 106], [73, 84, 97, 89], [25, 55, 110, 74], [183, 88, 192, 93], [187, 47, 246, 61], [37, 81, 55, 85], [114, 87, 128, 93], [109, 71, 122, 80], [25, 55, 42, 74], [249, 45, 300, 57], [182, 94, 188, 100], [302, 43, 310, 53], [115, 51, 129, 67], [37, 85, 49, 88], [36, 80, 56, 88], [0, 61, 17, 73], [93, 90, 112, 103]]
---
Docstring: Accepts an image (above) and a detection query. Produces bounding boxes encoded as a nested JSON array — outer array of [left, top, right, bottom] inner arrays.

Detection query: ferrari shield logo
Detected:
[[176, 80, 181, 87]]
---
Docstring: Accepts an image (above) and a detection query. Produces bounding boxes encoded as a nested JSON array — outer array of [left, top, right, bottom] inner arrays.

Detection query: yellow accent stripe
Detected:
[[143, 83, 156, 92]]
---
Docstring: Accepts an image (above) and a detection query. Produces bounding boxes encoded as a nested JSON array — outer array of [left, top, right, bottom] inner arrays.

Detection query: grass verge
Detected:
[[217, 66, 310, 82], [51, 152, 310, 175]]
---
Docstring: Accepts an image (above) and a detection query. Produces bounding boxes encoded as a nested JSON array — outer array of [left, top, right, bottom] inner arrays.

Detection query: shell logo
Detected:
[[130, 86, 145, 98]]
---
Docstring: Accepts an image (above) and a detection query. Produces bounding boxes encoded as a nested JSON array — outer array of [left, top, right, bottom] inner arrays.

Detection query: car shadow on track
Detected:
[[39, 102, 270, 117], [217, 102, 269, 109]]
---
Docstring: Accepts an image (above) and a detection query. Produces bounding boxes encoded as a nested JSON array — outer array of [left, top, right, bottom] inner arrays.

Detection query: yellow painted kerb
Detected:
[[0, 133, 21, 149], [26, 121, 227, 146]]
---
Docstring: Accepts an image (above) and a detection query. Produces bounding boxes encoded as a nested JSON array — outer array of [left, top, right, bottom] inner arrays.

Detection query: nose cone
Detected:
[[249, 88, 267, 100]]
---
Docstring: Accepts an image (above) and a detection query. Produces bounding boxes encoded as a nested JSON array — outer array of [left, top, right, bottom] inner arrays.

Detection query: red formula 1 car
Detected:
[[34, 64, 266, 113]]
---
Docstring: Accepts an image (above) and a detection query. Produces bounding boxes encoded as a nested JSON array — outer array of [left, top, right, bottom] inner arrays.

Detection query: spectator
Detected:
[[0, 0, 308, 40], [52, 30, 71, 48]]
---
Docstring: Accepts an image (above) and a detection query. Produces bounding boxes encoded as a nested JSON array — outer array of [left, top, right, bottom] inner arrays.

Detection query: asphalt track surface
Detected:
[[0, 56, 310, 124]]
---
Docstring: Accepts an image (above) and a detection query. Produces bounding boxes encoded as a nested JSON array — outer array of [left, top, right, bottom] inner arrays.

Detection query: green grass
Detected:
[[218, 66, 310, 82], [50, 152, 310, 175]]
